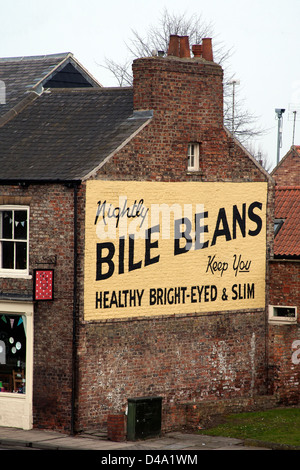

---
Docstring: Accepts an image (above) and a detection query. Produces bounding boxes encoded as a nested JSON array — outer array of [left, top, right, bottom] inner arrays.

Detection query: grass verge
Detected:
[[197, 407, 300, 448]]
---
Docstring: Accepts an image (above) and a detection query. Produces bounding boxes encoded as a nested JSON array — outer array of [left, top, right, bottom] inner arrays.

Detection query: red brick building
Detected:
[[268, 146, 300, 404], [0, 36, 296, 436]]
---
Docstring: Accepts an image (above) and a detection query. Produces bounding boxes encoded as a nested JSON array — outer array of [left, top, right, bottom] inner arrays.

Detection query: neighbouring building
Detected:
[[0, 35, 296, 437], [268, 146, 300, 404]]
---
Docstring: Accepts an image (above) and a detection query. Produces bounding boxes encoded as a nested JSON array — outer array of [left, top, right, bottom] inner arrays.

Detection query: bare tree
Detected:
[[247, 142, 272, 172], [102, 10, 229, 85], [100, 9, 265, 148]]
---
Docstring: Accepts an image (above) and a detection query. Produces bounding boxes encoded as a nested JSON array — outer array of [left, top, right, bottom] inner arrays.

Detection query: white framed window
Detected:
[[187, 143, 200, 171], [268, 305, 297, 324], [0, 206, 29, 276]]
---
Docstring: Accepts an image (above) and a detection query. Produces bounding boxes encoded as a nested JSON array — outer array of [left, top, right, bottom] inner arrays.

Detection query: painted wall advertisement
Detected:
[[84, 181, 267, 320]]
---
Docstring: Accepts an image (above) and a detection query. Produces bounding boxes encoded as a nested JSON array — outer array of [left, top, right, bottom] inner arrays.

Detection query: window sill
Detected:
[[0, 272, 32, 279], [268, 318, 297, 325], [186, 170, 202, 175], [0, 391, 26, 398]]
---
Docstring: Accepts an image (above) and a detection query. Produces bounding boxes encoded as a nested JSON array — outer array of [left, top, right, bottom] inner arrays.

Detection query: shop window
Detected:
[[187, 143, 200, 171], [0, 314, 26, 393], [269, 305, 297, 324], [0, 207, 29, 274]]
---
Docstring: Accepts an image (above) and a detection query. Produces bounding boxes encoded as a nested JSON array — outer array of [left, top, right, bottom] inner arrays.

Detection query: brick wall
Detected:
[[272, 146, 300, 186], [268, 260, 300, 403], [76, 310, 268, 432], [0, 183, 75, 431]]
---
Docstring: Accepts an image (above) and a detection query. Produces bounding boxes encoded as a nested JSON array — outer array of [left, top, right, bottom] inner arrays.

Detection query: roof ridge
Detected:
[[275, 185, 300, 190], [46, 86, 132, 93], [0, 53, 73, 63]]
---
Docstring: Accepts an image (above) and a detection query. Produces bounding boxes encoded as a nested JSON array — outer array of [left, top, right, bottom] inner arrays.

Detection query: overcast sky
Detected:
[[1, 0, 299, 170]]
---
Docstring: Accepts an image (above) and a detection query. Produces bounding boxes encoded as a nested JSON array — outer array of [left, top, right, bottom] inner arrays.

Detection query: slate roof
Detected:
[[0, 54, 152, 182], [0, 53, 101, 118], [274, 186, 300, 257], [0, 87, 151, 182]]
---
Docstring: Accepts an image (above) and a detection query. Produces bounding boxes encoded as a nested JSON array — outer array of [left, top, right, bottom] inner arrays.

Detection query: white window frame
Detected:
[[187, 143, 200, 172], [268, 305, 297, 324], [0, 206, 30, 278]]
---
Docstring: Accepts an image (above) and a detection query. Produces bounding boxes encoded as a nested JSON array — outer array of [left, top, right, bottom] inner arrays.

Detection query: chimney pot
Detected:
[[192, 44, 202, 57], [179, 36, 191, 58], [202, 38, 213, 61], [167, 35, 190, 58], [168, 35, 180, 57]]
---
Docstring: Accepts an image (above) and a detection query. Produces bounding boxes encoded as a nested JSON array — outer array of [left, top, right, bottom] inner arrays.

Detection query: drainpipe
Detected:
[[71, 182, 79, 435]]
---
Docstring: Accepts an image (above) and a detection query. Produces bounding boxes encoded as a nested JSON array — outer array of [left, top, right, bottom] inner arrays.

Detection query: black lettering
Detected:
[[248, 201, 263, 236], [110, 290, 118, 307], [211, 285, 217, 301], [248, 283, 255, 299], [94, 200, 106, 225], [96, 242, 115, 280], [232, 203, 246, 238], [191, 286, 197, 303], [149, 288, 156, 305], [211, 208, 231, 246], [195, 211, 209, 249], [156, 288, 163, 305], [145, 224, 160, 266], [118, 236, 125, 274], [174, 217, 192, 255], [103, 291, 109, 308], [167, 288, 174, 304], [128, 235, 142, 271], [231, 283, 255, 300], [232, 284, 238, 300], [95, 291, 102, 308]]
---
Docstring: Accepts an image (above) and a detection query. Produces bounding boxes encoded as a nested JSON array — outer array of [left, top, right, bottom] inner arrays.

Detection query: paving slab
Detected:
[[0, 426, 272, 451]]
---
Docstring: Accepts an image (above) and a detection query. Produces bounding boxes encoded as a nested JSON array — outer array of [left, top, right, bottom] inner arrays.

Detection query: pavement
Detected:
[[0, 426, 272, 451]]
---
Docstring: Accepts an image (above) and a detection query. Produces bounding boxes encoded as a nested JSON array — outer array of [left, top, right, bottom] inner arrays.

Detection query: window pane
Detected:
[[16, 243, 27, 269], [0, 314, 26, 394], [2, 241, 14, 269], [16, 242, 27, 270], [2, 211, 12, 239], [274, 307, 296, 318], [14, 211, 27, 240]]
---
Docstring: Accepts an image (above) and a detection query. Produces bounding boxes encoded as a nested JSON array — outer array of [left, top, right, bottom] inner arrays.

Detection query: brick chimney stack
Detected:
[[132, 35, 223, 130]]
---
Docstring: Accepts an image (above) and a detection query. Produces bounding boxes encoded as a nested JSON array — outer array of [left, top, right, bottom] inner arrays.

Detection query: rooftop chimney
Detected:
[[133, 35, 223, 127]]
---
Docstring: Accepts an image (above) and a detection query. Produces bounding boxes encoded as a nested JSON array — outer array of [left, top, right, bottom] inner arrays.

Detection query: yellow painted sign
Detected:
[[84, 181, 267, 320]]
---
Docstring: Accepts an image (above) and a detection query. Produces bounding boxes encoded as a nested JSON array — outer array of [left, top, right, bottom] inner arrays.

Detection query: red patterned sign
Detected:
[[34, 270, 54, 301]]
